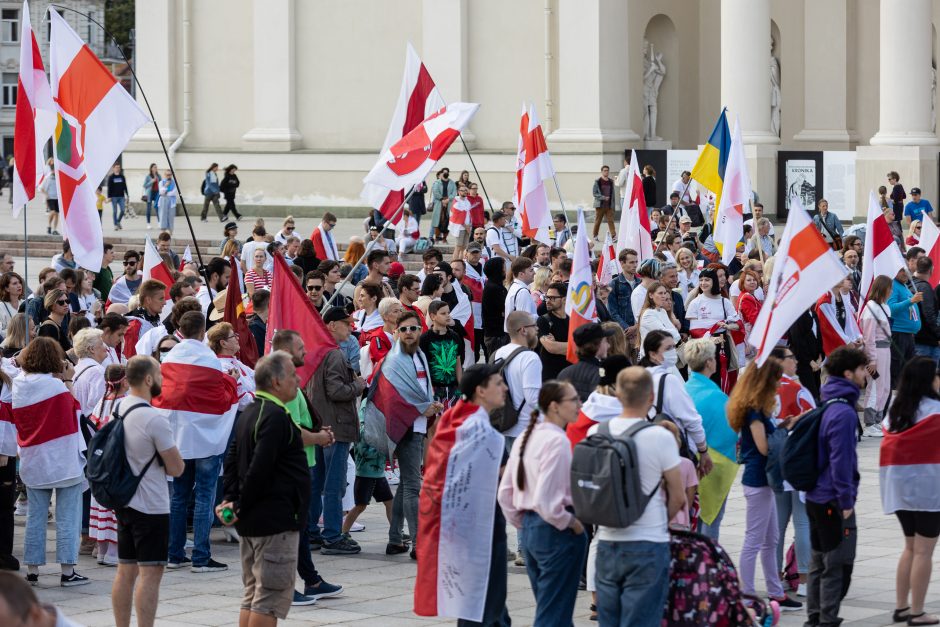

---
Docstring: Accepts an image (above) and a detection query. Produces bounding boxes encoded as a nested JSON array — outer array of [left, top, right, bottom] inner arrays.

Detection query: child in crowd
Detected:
[[659, 419, 699, 531], [343, 404, 395, 544]]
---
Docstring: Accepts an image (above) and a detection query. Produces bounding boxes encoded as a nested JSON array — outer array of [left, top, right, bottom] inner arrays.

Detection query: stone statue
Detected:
[[643, 40, 666, 141], [770, 37, 781, 138], [932, 65, 937, 134]]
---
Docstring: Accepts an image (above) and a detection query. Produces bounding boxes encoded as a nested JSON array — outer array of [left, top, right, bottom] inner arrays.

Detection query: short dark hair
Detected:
[[124, 249, 140, 262], [157, 231, 172, 243], [252, 225, 267, 237], [206, 257, 228, 281], [318, 259, 340, 275], [557, 259, 572, 275], [271, 329, 301, 352], [553, 213, 567, 224], [169, 280, 189, 301], [170, 297, 201, 326], [550, 247, 566, 261], [398, 273, 420, 292], [58, 267, 76, 284], [68, 315, 91, 338], [138, 279, 166, 302], [100, 313, 129, 332], [428, 299, 449, 316], [126, 355, 160, 387], [358, 282, 382, 303], [420, 273, 443, 296], [917, 256, 935, 274], [906, 247, 925, 261], [322, 211, 337, 223], [546, 281, 567, 296], [511, 257, 533, 277], [824, 346, 869, 379], [177, 311, 206, 339], [422, 248, 444, 264], [103, 242, 114, 253], [669, 191, 680, 199], [618, 248, 638, 263], [20, 336, 64, 374], [251, 289, 270, 312], [396, 309, 421, 327], [305, 270, 325, 283], [367, 249, 389, 268]]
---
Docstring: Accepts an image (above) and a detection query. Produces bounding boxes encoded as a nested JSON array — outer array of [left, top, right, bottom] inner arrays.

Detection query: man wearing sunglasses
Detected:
[[305, 270, 327, 312], [106, 250, 143, 306], [275, 216, 297, 245]]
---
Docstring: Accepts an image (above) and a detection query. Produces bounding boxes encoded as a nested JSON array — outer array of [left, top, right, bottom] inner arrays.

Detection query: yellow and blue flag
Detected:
[[690, 108, 732, 199]]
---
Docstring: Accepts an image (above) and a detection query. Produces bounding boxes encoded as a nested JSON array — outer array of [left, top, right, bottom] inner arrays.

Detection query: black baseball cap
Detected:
[[459, 362, 503, 400], [912, 187, 922, 195], [572, 322, 617, 346], [322, 306, 351, 324]]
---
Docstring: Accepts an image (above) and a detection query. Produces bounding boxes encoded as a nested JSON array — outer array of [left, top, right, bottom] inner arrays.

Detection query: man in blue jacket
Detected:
[[804, 346, 868, 627], [887, 269, 923, 386]]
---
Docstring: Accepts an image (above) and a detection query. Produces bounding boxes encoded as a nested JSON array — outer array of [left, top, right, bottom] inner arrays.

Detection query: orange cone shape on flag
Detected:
[[715, 117, 751, 265], [616, 149, 653, 260], [12, 1, 55, 218], [361, 43, 445, 225], [920, 213, 940, 288], [49, 9, 150, 271], [513, 103, 555, 244], [565, 208, 596, 363], [748, 195, 847, 366], [860, 190, 906, 301], [223, 256, 258, 368]]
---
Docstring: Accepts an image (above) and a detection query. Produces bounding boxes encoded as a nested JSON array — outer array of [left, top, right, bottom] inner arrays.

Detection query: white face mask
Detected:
[[661, 348, 678, 367]]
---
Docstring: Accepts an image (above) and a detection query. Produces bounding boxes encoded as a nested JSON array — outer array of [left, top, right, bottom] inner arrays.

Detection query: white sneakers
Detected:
[[863, 424, 884, 438]]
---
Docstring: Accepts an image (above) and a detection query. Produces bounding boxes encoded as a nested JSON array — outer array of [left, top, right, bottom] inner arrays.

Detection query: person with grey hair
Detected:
[[748, 217, 777, 257], [219, 351, 311, 624], [71, 327, 108, 429]]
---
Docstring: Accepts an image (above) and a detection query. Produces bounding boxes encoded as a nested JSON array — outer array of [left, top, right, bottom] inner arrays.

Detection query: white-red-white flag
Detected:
[[715, 118, 751, 264], [363, 103, 479, 194], [179, 244, 192, 271], [513, 103, 555, 245], [860, 190, 906, 301], [142, 235, 174, 295], [919, 213, 940, 287], [615, 150, 653, 260], [49, 9, 150, 271], [12, 1, 55, 218], [596, 233, 616, 285], [361, 44, 446, 225], [565, 207, 597, 363], [748, 196, 847, 366]]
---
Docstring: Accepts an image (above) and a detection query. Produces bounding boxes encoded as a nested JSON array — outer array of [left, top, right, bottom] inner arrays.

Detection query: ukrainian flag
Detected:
[[690, 108, 732, 199]]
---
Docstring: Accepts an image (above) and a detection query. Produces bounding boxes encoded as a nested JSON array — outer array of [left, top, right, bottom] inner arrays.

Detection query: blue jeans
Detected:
[[522, 511, 586, 626], [316, 441, 350, 544], [596, 540, 670, 627], [775, 489, 810, 575], [698, 499, 726, 541], [169, 455, 222, 565], [145, 190, 158, 223], [24, 482, 83, 565], [111, 197, 126, 226], [914, 343, 940, 364], [389, 430, 423, 546]]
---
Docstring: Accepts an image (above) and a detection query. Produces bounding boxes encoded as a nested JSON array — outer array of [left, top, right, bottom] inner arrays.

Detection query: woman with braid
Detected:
[[498, 380, 587, 626]]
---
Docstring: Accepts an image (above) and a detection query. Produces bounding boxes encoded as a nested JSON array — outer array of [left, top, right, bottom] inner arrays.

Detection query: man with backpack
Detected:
[[803, 346, 868, 627], [583, 366, 685, 627], [110, 355, 184, 627]]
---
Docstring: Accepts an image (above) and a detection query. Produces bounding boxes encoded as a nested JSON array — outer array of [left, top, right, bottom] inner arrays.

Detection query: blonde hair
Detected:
[[73, 328, 104, 359]]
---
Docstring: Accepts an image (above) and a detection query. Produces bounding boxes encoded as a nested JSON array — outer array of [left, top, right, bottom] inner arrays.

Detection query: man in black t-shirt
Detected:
[[536, 282, 570, 380]]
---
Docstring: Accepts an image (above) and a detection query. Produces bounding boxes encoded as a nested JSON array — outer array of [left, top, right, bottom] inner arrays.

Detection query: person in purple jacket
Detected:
[[804, 346, 869, 627]]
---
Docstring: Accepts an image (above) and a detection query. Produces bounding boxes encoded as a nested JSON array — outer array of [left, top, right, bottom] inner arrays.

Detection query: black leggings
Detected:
[[0, 457, 15, 558], [896, 510, 940, 538]]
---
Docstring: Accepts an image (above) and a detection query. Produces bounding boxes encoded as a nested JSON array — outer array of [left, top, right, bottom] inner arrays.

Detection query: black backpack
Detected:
[[200, 177, 207, 196], [487, 346, 529, 432], [86, 403, 158, 509], [780, 397, 849, 491]]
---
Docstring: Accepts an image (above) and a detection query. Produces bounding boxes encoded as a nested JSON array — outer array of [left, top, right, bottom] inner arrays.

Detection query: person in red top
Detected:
[[397, 274, 427, 331], [735, 269, 763, 363], [360, 297, 402, 380], [468, 183, 485, 230]]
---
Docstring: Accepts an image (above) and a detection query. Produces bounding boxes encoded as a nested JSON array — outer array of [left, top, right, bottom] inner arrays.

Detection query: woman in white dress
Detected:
[[686, 268, 740, 393]]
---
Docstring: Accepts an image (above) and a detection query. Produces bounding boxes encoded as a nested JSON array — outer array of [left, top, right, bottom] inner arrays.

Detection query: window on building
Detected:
[[1, 9, 18, 43], [2, 73, 16, 107], [87, 12, 93, 43]]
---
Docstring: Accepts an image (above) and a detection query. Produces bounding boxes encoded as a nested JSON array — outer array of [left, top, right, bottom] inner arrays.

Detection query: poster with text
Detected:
[[785, 160, 817, 213]]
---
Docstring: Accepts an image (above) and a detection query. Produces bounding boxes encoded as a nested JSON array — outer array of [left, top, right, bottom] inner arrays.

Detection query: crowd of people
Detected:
[[0, 161, 939, 627]]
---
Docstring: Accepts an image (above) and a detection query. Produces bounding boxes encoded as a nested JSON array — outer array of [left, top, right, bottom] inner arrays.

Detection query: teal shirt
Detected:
[[685, 371, 737, 461], [284, 390, 316, 468]]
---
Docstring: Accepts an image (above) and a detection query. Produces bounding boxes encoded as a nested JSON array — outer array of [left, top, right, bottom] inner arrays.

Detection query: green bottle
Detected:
[[220, 506, 235, 524]]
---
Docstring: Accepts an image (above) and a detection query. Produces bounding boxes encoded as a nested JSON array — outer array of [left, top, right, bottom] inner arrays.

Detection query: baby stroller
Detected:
[[663, 529, 780, 627]]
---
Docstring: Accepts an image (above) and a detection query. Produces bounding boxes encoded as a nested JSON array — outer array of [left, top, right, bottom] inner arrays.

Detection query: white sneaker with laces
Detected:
[[349, 522, 365, 532], [797, 583, 806, 597], [864, 424, 884, 438]]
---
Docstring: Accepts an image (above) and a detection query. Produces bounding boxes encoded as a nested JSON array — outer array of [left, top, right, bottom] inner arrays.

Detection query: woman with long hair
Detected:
[[200, 162, 223, 222], [293, 239, 321, 276], [530, 267, 551, 309], [686, 268, 740, 392], [0, 271, 24, 336], [142, 163, 160, 229], [75, 270, 101, 326], [726, 359, 801, 611], [498, 380, 586, 626], [37, 288, 72, 353], [415, 274, 444, 316], [637, 281, 681, 359], [244, 248, 271, 297], [344, 238, 368, 286], [736, 269, 763, 364], [882, 357, 940, 626], [220, 164, 241, 221], [158, 169, 178, 233], [861, 275, 893, 435]]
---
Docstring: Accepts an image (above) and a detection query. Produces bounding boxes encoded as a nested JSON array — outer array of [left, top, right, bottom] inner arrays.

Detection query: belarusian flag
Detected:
[[918, 213, 940, 287], [49, 9, 150, 270], [860, 190, 906, 301], [513, 103, 555, 244], [12, 1, 55, 218], [596, 232, 616, 285], [616, 149, 653, 260], [714, 118, 751, 264]]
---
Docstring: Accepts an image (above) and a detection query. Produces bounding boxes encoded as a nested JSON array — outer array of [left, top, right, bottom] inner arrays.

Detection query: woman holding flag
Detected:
[[861, 276, 894, 434]]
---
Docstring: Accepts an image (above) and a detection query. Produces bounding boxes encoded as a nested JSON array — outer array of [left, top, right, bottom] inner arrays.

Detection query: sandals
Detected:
[[895, 608, 911, 623], [908, 613, 940, 626]]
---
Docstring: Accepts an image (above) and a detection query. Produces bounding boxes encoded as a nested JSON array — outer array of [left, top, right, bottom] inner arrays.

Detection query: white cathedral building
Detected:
[[124, 0, 940, 221]]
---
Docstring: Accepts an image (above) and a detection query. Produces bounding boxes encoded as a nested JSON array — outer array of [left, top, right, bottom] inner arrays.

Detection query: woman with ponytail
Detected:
[[498, 380, 587, 626]]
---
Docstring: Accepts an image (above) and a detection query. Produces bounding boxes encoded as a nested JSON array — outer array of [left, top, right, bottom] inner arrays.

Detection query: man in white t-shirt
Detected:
[[504, 258, 537, 331], [492, 311, 542, 443], [588, 366, 684, 627], [486, 211, 518, 264], [743, 202, 775, 237], [630, 258, 662, 321], [239, 225, 272, 274], [672, 171, 694, 206]]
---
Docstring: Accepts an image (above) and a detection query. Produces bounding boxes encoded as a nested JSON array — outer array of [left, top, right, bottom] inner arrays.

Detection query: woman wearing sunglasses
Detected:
[[37, 288, 72, 353]]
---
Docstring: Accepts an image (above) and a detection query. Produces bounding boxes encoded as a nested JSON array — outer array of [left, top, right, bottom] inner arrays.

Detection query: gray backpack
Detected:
[[570, 421, 660, 528]]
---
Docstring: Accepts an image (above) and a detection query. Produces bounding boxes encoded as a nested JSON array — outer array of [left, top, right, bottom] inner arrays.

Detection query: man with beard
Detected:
[[536, 282, 570, 380], [197, 257, 231, 322], [110, 355, 184, 627], [356, 249, 395, 300], [271, 330, 344, 604]]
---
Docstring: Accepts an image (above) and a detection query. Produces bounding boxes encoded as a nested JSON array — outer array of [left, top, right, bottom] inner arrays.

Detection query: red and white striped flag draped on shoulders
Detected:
[[513, 103, 555, 245], [615, 149, 653, 260], [414, 399, 504, 622], [151, 339, 239, 459], [880, 398, 940, 513], [919, 212, 940, 288], [565, 207, 597, 363], [361, 43, 445, 225], [860, 190, 906, 302], [747, 196, 847, 366], [0, 357, 21, 457], [815, 289, 861, 355], [12, 0, 55, 218], [12, 372, 84, 487]]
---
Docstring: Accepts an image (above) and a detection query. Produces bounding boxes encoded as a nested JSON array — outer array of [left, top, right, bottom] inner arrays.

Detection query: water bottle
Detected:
[[220, 506, 235, 525]]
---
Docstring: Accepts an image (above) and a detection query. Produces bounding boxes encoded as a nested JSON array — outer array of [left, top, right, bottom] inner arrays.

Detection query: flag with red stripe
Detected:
[[362, 341, 434, 447], [748, 195, 848, 365], [880, 404, 940, 513], [596, 233, 616, 285], [12, 1, 55, 218], [815, 290, 861, 354], [616, 149, 653, 260], [514, 103, 555, 244], [12, 373, 84, 486], [361, 43, 446, 225], [714, 118, 751, 264], [860, 190, 906, 301], [565, 208, 596, 363], [152, 339, 239, 458], [223, 256, 258, 368], [919, 213, 940, 288], [415, 400, 503, 622]]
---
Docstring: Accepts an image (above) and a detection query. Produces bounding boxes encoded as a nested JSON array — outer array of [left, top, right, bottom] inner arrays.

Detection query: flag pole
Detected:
[[48, 4, 210, 287], [22, 205, 28, 346], [323, 187, 417, 310], [458, 135, 494, 211], [653, 178, 694, 254], [550, 174, 571, 229]]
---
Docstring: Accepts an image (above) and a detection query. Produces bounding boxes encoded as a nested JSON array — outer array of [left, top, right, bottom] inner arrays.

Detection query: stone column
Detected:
[[131, 0, 177, 146], [547, 0, 640, 153], [720, 0, 778, 144], [241, 0, 302, 151], [422, 0, 475, 145], [870, 0, 934, 145]]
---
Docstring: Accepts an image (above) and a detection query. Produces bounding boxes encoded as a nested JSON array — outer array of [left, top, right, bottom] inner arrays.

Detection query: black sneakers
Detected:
[[773, 596, 803, 612], [320, 537, 361, 555], [191, 559, 227, 573], [61, 571, 90, 587]]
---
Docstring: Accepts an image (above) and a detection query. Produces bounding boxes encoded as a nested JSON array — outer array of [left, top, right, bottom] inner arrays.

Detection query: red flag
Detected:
[[920, 213, 940, 288], [223, 256, 258, 368], [860, 190, 906, 301], [265, 253, 337, 386]]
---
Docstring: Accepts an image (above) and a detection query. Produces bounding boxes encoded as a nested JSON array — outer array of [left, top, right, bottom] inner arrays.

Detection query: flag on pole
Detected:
[[690, 108, 731, 199], [919, 213, 940, 287], [565, 208, 596, 363], [615, 149, 653, 260], [49, 9, 150, 271], [363, 103, 479, 194], [860, 191, 906, 301], [596, 233, 616, 285], [12, 1, 55, 218], [748, 196, 848, 366], [513, 103, 555, 244], [714, 118, 751, 264], [179, 244, 192, 271], [141, 236, 174, 298], [361, 43, 445, 225], [223, 256, 258, 368], [265, 253, 337, 386]]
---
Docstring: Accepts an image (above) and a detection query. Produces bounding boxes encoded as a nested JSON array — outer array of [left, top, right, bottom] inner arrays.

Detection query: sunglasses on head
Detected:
[[398, 325, 421, 333]]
